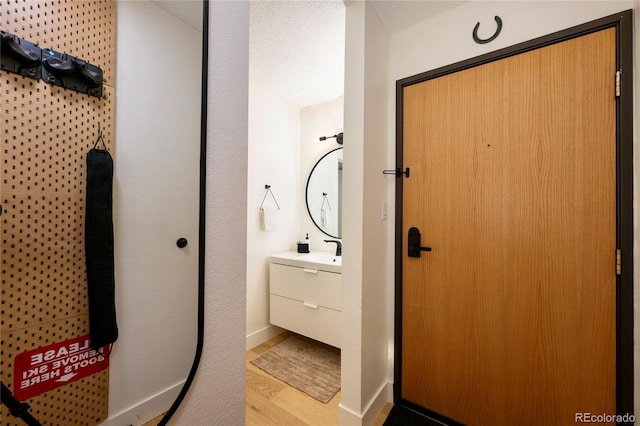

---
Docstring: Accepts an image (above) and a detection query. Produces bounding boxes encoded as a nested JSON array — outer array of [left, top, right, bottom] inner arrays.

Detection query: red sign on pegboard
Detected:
[[13, 335, 110, 401]]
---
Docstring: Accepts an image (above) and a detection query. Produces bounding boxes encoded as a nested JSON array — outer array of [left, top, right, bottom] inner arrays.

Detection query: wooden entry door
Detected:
[[401, 28, 617, 425]]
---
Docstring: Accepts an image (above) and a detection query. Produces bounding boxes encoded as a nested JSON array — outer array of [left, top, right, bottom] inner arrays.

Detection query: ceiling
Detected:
[[250, 1, 468, 108], [250, 0, 346, 108], [152, 0, 203, 32], [152, 1, 468, 108], [371, 1, 467, 33]]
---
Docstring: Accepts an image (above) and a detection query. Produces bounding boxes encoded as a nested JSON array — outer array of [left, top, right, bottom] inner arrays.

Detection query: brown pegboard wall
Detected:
[[1, 1, 115, 425], [2, 79, 115, 195], [1, 81, 115, 333]]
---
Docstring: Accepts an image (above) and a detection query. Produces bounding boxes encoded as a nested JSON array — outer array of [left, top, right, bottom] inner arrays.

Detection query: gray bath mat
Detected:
[[250, 336, 340, 403]]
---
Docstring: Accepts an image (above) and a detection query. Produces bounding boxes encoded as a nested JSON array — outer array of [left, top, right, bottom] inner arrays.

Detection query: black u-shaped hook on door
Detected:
[[473, 16, 503, 44]]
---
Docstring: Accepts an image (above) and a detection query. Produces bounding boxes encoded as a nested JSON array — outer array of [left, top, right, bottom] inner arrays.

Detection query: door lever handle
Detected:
[[408, 227, 432, 258]]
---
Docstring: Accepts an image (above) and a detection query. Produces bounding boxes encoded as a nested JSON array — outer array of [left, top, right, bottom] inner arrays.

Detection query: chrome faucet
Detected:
[[323, 239, 342, 256]]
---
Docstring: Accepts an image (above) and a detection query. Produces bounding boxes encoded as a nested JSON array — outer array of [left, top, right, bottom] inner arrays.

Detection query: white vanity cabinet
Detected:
[[269, 253, 342, 348]]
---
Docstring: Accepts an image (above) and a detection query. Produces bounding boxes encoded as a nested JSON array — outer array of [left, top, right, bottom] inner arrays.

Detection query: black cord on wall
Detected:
[[158, 0, 208, 423], [1, 382, 42, 426]]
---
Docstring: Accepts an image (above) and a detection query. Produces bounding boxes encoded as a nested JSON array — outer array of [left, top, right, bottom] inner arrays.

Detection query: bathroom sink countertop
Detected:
[[270, 251, 342, 273]]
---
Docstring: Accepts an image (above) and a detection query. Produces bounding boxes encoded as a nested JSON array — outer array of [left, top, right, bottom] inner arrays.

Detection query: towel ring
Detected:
[[260, 185, 280, 210], [320, 192, 332, 212]]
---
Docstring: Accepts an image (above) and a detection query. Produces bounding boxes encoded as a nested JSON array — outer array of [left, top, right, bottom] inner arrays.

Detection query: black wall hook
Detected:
[[473, 16, 503, 44], [93, 123, 108, 151], [383, 168, 410, 178]]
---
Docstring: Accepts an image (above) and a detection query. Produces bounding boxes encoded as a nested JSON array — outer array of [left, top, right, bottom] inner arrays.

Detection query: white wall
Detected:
[[342, 2, 366, 420], [245, 83, 300, 349], [341, 2, 392, 424], [300, 96, 344, 249], [108, 2, 201, 424], [170, 1, 249, 423], [361, 2, 393, 419], [383, 0, 637, 420]]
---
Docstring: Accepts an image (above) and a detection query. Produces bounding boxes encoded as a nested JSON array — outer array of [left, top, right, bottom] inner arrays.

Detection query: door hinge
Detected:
[[615, 70, 621, 97], [616, 249, 622, 275]]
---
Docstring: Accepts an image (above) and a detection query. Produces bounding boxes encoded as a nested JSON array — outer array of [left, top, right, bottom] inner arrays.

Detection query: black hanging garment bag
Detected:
[[85, 140, 118, 350]]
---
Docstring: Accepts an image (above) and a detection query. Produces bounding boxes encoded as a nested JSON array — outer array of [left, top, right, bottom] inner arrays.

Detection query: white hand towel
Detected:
[[261, 206, 278, 231], [320, 209, 330, 228]]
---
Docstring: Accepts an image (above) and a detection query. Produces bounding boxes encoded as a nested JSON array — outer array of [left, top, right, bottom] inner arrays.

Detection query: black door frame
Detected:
[[394, 10, 634, 423]]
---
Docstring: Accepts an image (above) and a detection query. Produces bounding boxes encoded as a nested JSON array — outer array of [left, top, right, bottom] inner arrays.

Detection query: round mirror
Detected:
[[306, 147, 343, 239]]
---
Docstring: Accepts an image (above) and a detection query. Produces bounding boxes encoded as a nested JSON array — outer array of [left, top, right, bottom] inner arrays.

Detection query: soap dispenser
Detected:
[[297, 233, 310, 253]]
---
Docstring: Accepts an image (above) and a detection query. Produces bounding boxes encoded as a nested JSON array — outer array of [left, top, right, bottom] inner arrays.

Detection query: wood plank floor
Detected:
[[143, 332, 392, 425], [143, 412, 165, 426]]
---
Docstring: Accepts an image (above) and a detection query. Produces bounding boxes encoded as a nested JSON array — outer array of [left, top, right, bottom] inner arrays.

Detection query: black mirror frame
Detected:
[[305, 147, 343, 240]]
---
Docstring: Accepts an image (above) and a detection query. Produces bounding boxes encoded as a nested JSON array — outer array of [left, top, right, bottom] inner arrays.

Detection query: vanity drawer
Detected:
[[270, 294, 341, 348], [270, 263, 341, 311]]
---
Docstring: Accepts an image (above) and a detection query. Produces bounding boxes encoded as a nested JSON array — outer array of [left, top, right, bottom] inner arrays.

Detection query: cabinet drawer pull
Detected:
[[303, 302, 318, 309], [302, 268, 319, 274]]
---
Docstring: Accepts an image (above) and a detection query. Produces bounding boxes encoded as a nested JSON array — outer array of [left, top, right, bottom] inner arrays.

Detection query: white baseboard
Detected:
[[338, 402, 362, 425], [338, 382, 393, 426], [362, 382, 393, 425], [246, 324, 284, 351], [101, 380, 185, 426]]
